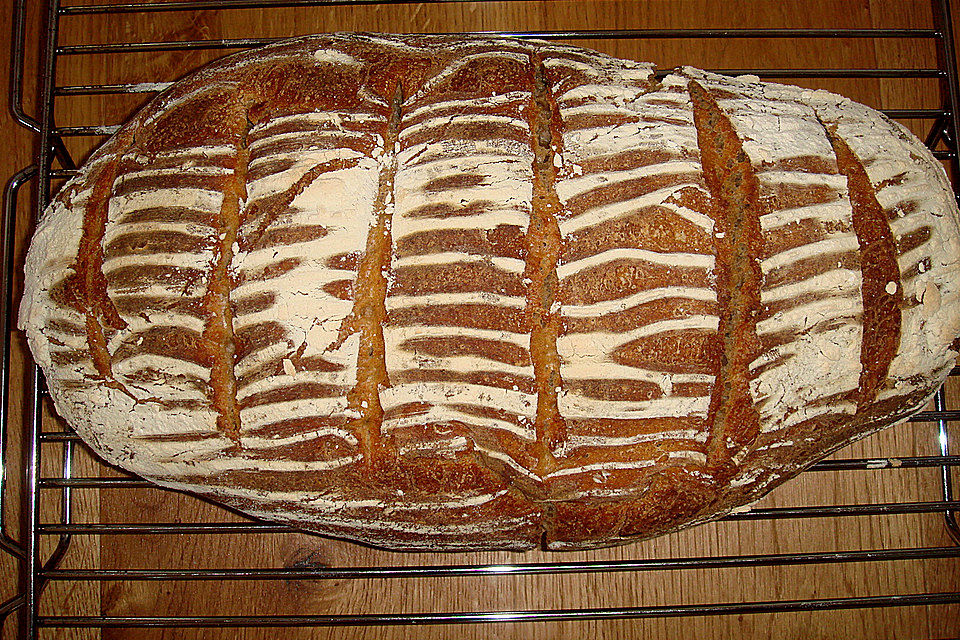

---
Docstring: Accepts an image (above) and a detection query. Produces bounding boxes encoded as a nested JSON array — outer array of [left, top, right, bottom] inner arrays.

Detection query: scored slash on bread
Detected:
[[19, 34, 960, 550]]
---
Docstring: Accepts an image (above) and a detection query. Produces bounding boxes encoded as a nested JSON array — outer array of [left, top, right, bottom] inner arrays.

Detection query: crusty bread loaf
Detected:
[[19, 34, 960, 550]]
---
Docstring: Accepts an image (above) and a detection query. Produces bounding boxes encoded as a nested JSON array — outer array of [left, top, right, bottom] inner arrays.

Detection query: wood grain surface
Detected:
[[2, 1, 960, 639]]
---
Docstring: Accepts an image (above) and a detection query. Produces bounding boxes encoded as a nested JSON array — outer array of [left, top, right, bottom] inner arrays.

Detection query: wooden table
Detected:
[[2, 1, 959, 638]]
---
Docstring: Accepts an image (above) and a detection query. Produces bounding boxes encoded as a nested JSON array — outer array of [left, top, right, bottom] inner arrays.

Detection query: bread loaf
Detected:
[[20, 34, 960, 550]]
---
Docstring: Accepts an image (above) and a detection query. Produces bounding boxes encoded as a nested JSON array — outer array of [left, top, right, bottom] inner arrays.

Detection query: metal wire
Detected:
[[933, 0, 960, 181], [31, 546, 960, 582], [0, 166, 34, 562], [936, 390, 960, 544], [32, 501, 960, 538], [58, 0, 544, 14], [29, 593, 960, 628], [53, 34, 944, 54], [30, 453, 960, 490], [21, 0, 66, 635], [5, 0, 960, 636], [23, 368, 42, 639], [9, 0, 39, 132], [0, 164, 34, 629]]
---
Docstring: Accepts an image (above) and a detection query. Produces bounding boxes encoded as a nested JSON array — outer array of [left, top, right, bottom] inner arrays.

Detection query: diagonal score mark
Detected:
[[687, 78, 765, 476]]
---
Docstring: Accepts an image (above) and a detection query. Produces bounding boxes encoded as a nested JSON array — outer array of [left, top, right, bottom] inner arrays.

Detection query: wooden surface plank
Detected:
[[2, 1, 959, 639]]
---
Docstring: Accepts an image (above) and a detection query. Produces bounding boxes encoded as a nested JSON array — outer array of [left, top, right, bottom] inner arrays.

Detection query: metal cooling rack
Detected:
[[3, 0, 960, 637]]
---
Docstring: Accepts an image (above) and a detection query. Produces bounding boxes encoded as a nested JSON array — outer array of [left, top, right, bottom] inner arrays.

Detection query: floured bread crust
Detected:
[[20, 34, 960, 550]]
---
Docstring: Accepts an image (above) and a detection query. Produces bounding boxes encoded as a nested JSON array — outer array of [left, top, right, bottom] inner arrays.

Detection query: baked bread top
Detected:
[[19, 34, 960, 550]]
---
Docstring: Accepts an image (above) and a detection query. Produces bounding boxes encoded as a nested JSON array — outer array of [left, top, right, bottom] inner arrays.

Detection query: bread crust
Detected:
[[19, 34, 960, 550]]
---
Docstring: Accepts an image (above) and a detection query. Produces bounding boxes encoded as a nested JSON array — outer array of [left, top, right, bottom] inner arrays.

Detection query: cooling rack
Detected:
[[3, 0, 960, 638]]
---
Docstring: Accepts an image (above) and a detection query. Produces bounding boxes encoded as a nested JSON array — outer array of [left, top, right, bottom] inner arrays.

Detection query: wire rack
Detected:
[[3, 0, 960, 638]]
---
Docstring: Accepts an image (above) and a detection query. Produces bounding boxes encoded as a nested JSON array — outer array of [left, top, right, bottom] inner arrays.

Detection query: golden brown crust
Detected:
[[687, 79, 765, 480], [19, 34, 960, 551], [823, 124, 903, 409]]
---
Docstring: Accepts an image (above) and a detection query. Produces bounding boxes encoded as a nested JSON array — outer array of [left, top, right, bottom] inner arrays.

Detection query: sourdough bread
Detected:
[[20, 34, 960, 550]]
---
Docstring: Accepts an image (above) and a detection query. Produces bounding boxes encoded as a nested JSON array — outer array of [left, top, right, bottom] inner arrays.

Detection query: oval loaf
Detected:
[[20, 34, 960, 550]]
